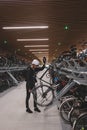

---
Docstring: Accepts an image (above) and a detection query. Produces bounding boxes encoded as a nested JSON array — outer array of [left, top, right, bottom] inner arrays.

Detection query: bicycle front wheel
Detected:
[[68, 107, 80, 126], [32, 85, 54, 107], [73, 112, 87, 130], [59, 97, 77, 123]]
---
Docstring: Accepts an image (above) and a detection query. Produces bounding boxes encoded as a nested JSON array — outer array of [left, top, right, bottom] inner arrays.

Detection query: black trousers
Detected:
[[26, 85, 37, 109]]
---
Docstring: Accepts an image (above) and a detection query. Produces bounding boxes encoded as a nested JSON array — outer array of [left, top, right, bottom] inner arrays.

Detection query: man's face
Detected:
[[33, 64, 39, 68]]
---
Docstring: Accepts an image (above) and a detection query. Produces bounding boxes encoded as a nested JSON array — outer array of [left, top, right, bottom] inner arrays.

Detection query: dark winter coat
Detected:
[[25, 65, 45, 90]]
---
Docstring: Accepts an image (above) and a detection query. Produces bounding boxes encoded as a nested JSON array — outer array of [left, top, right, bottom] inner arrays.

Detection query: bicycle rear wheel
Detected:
[[73, 112, 87, 130], [32, 85, 54, 107]]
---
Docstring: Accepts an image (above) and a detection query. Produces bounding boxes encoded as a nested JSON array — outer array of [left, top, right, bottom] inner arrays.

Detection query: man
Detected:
[[25, 58, 46, 113]]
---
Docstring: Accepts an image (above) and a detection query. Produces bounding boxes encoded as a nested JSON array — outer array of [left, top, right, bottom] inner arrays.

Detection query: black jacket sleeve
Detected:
[[26, 68, 35, 89], [35, 64, 45, 72]]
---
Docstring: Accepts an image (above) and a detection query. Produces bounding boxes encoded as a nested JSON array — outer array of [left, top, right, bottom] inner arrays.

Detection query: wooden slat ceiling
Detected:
[[0, 0, 87, 62]]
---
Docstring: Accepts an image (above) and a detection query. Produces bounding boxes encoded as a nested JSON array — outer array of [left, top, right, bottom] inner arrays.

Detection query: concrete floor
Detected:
[[0, 70, 72, 130]]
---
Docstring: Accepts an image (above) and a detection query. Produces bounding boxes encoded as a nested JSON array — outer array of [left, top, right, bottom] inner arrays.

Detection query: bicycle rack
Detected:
[[44, 59, 87, 111], [0, 66, 27, 86], [6, 71, 18, 86], [44, 80, 76, 111], [0, 66, 27, 73]]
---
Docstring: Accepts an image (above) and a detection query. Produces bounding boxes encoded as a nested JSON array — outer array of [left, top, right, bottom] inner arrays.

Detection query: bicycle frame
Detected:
[[36, 67, 52, 86]]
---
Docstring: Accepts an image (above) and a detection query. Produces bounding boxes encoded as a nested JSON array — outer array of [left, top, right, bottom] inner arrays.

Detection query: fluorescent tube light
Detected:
[[29, 49, 49, 51], [2, 26, 48, 30], [24, 45, 49, 47], [33, 53, 49, 55], [17, 38, 49, 41], [32, 52, 48, 54]]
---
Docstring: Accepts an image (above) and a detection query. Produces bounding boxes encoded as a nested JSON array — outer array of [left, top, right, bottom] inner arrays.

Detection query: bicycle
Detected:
[[32, 69, 71, 107], [31, 67, 54, 107], [73, 112, 87, 130], [32, 66, 66, 107]]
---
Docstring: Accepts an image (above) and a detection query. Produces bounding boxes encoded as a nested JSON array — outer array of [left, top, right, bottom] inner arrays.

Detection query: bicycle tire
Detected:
[[73, 112, 87, 130], [32, 85, 54, 107], [59, 97, 77, 123], [68, 107, 80, 126]]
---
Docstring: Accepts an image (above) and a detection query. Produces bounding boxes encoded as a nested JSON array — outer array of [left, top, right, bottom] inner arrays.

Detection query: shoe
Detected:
[[34, 107, 41, 112], [26, 108, 33, 113]]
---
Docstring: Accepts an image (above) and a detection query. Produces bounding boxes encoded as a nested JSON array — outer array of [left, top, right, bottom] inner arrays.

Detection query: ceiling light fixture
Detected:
[[24, 45, 49, 47], [29, 49, 49, 51], [17, 38, 49, 41], [2, 26, 48, 30], [32, 52, 49, 54]]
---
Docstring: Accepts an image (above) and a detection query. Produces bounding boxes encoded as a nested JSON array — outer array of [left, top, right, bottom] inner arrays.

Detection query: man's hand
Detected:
[[43, 57, 46, 64], [28, 89, 32, 93]]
